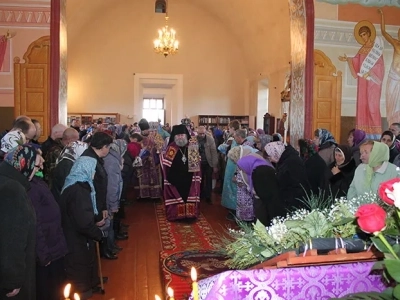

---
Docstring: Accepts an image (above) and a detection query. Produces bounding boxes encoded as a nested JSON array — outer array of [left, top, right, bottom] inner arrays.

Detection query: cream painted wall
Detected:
[[314, 1, 338, 20], [67, 0, 249, 125]]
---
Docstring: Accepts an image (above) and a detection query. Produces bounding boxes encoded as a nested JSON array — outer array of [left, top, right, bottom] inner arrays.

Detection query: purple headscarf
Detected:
[[353, 129, 366, 147], [237, 155, 273, 195]]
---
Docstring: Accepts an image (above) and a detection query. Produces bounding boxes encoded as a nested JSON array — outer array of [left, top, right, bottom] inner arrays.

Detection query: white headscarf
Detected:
[[265, 141, 286, 162], [1, 130, 26, 153]]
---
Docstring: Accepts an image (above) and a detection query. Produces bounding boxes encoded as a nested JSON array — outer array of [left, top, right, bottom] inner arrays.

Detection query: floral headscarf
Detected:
[[4, 144, 37, 178], [62, 156, 98, 215], [1, 130, 26, 153], [259, 134, 273, 150], [265, 141, 286, 162], [56, 141, 88, 164], [315, 128, 336, 146], [298, 139, 318, 162], [227, 145, 256, 164]]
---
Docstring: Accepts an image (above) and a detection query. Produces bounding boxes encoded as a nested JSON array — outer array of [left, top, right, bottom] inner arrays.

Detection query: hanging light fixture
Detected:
[[153, 0, 179, 57]]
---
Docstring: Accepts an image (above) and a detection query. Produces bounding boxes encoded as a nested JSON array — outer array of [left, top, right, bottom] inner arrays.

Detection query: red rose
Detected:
[[355, 204, 387, 234], [378, 178, 400, 206], [19, 157, 26, 170]]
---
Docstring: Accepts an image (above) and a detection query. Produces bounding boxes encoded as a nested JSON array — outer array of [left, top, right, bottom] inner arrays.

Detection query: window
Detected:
[[143, 98, 165, 124], [155, 0, 166, 13]]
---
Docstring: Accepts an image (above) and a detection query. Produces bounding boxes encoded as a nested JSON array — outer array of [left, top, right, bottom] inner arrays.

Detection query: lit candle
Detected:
[[191, 267, 199, 300], [73, 293, 80, 300], [167, 287, 175, 300], [63, 283, 71, 300], [155, 295, 162, 300]]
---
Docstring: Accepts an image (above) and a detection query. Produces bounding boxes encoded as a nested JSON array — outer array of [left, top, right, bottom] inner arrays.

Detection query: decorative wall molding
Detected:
[[0, 6, 50, 26], [315, 18, 399, 47]]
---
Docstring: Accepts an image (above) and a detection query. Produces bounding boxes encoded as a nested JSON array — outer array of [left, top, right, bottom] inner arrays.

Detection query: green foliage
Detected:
[[330, 292, 393, 300]]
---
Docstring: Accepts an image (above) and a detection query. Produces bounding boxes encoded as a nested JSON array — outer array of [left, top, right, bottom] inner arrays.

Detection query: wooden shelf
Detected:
[[67, 113, 120, 125], [198, 115, 255, 128]]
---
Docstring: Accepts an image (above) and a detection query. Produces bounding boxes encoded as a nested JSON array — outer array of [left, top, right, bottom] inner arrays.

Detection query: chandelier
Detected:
[[153, 1, 179, 57]]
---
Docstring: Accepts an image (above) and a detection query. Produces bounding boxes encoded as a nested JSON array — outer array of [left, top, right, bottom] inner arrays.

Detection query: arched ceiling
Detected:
[[66, 0, 292, 78]]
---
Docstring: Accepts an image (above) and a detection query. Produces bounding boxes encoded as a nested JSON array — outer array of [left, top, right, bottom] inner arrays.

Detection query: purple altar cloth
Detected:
[[189, 262, 386, 300]]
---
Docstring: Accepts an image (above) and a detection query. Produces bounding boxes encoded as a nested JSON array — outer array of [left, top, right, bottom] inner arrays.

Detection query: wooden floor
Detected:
[[91, 192, 232, 300]]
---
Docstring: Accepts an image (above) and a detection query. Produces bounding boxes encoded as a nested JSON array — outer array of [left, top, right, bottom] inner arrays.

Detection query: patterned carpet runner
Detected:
[[156, 203, 226, 300]]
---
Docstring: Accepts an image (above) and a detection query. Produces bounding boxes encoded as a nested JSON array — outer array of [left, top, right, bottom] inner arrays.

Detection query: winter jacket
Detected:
[[28, 176, 68, 266], [103, 149, 123, 212], [0, 162, 36, 300], [81, 147, 108, 221]]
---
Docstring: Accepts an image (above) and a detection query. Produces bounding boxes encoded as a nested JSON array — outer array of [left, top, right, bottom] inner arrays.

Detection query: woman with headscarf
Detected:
[[380, 130, 400, 163], [51, 140, 89, 202], [103, 139, 127, 257], [347, 129, 366, 166], [221, 120, 241, 219], [329, 145, 356, 198], [0, 145, 37, 300], [298, 139, 331, 197], [227, 145, 259, 221], [236, 155, 281, 226], [265, 141, 310, 209], [347, 140, 399, 200], [23, 147, 68, 300], [59, 156, 105, 299], [313, 128, 337, 166]]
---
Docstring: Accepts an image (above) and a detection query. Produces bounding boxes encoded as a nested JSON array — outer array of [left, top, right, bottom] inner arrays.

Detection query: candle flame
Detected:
[[155, 295, 162, 300], [191, 267, 197, 281], [167, 287, 174, 297], [73, 293, 80, 300], [63, 283, 71, 298]]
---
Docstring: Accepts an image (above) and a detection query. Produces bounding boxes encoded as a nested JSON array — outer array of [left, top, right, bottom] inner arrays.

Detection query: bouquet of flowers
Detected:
[[338, 178, 400, 300], [221, 192, 381, 269]]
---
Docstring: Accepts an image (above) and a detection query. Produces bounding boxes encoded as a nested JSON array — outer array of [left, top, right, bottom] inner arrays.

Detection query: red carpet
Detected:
[[156, 202, 219, 300]]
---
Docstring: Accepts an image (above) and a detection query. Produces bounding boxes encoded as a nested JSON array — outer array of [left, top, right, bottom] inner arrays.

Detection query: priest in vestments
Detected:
[[162, 124, 201, 221]]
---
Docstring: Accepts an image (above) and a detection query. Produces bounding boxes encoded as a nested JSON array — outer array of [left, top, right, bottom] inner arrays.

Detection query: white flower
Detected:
[[267, 222, 288, 243], [387, 181, 400, 209]]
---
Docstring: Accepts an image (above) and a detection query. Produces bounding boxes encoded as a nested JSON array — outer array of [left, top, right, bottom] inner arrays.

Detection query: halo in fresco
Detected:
[[354, 20, 376, 45], [317, 0, 400, 8]]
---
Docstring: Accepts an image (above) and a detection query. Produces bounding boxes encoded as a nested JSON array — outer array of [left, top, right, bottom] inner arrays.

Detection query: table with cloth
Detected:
[[189, 261, 386, 300]]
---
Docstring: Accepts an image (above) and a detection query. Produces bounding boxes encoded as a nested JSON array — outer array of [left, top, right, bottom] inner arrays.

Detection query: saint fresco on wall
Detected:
[[314, 1, 400, 142], [378, 9, 400, 128], [338, 20, 384, 138]]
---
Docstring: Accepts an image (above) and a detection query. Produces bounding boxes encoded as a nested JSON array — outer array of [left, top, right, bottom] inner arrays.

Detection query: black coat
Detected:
[[51, 159, 74, 203], [121, 151, 134, 200], [0, 163, 36, 300], [81, 147, 108, 221], [252, 165, 286, 227], [304, 154, 331, 196], [276, 145, 310, 209], [28, 177, 68, 266], [59, 182, 103, 294], [329, 159, 356, 198]]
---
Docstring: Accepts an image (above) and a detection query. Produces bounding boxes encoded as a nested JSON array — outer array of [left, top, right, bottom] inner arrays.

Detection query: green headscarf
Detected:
[[365, 141, 389, 188]]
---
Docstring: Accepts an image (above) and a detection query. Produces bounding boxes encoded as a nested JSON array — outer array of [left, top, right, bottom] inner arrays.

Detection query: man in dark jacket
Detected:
[[0, 150, 36, 299]]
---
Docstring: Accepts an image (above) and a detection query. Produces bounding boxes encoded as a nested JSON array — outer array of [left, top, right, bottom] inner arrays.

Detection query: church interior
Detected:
[[1, 0, 400, 299]]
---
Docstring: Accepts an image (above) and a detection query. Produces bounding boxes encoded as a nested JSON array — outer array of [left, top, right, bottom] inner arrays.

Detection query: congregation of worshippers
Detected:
[[2, 115, 400, 299]]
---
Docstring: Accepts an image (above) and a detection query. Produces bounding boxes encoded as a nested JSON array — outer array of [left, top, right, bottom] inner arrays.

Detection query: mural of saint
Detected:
[[378, 9, 400, 127], [339, 20, 385, 138]]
